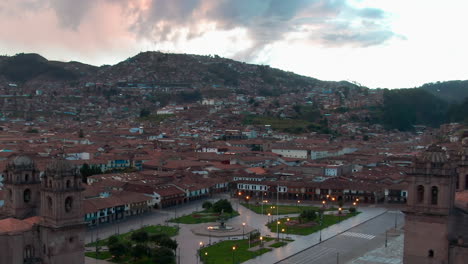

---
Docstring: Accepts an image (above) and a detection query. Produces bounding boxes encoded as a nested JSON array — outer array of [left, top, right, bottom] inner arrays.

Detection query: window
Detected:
[[24, 245, 34, 259], [25, 174, 29, 182], [24, 189, 31, 203], [431, 186, 438, 205], [47, 196, 53, 210], [65, 197, 73, 213], [417, 185, 424, 203], [428, 249, 434, 258], [66, 180, 71, 189]]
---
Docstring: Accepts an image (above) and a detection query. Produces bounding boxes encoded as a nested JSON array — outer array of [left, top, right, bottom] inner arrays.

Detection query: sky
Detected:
[[0, 0, 467, 88]]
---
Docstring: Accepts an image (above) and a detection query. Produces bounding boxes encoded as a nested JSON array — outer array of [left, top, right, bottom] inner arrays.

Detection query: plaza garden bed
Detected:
[[199, 238, 275, 264], [266, 211, 360, 236], [170, 209, 240, 224], [241, 203, 331, 215], [86, 224, 179, 247]]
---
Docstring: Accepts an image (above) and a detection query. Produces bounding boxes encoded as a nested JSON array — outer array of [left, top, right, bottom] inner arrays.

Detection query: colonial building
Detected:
[[403, 145, 468, 264], [0, 156, 85, 264]]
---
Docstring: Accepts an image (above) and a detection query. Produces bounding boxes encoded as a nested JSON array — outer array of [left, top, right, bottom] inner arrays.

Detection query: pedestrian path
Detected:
[[282, 247, 337, 264], [341, 231, 376, 240]]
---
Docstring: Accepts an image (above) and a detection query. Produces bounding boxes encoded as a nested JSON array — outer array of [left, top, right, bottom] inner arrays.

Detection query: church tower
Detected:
[[403, 145, 457, 264], [456, 137, 468, 191], [39, 159, 85, 264], [2, 155, 41, 219]]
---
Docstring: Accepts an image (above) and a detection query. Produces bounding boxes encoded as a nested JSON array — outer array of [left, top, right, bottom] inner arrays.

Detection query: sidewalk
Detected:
[[243, 207, 388, 264]]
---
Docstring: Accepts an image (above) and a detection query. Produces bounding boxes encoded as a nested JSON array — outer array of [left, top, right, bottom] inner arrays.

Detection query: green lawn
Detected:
[[199, 239, 272, 264], [85, 251, 112, 260], [170, 210, 240, 224], [270, 241, 287, 248], [266, 212, 359, 236], [241, 203, 322, 215], [86, 225, 179, 247]]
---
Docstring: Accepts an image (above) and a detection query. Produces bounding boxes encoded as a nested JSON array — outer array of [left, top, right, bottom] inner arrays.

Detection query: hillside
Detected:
[[0, 52, 356, 95], [420, 80, 468, 103]]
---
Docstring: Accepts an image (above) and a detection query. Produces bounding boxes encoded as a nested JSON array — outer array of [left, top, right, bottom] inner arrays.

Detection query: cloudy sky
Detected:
[[1, 0, 467, 88]]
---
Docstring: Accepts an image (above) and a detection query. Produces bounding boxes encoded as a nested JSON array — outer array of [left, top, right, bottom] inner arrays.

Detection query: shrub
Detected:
[[349, 207, 356, 213], [202, 201, 213, 210], [131, 230, 149, 243]]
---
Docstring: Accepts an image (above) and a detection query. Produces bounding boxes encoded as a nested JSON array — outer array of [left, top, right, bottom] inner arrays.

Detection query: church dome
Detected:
[[419, 145, 448, 163], [45, 159, 78, 178], [9, 155, 35, 168]]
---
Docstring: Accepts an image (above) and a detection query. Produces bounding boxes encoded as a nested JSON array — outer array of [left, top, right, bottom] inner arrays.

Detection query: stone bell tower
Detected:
[[403, 145, 457, 264], [2, 155, 41, 219], [39, 159, 85, 264]]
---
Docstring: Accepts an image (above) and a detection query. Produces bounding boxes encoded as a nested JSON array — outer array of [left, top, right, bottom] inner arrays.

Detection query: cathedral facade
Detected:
[[403, 145, 468, 264], [0, 156, 85, 264]]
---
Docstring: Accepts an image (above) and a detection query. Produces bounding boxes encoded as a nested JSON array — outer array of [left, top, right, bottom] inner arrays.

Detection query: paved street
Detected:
[[85, 195, 400, 264], [276, 211, 405, 264]]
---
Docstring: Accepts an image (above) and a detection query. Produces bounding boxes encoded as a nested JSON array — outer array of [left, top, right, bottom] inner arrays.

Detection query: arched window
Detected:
[[47, 196, 53, 210], [431, 186, 438, 205], [24, 245, 34, 259], [23, 189, 31, 203], [65, 197, 73, 213], [66, 180, 71, 189], [417, 185, 424, 203], [428, 249, 434, 258], [24, 174, 29, 182]]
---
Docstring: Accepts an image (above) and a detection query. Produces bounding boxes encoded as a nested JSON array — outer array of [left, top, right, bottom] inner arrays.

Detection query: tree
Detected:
[[152, 247, 176, 264], [140, 108, 151, 118], [300, 210, 317, 221], [131, 244, 150, 260], [108, 235, 119, 247], [131, 230, 149, 243], [202, 201, 212, 210], [109, 241, 129, 260], [212, 199, 233, 214], [158, 237, 178, 252]]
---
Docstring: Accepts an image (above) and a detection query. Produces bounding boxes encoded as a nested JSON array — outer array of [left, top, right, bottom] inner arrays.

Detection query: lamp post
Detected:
[[208, 226, 212, 244], [232, 246, 236, 264], [319, 212, 323, 242], [260, 236, 263, 247], [204, 252, 208, 264], [237, 192, 241, 211], [242, 223, 246, 239], [281, 228, 285, 240], [338, 207, 342, 222], [277, 221, 280, 241], [267, 213, 271, 223], [385, 230, 388, 247], [322, 200, 326, 209]]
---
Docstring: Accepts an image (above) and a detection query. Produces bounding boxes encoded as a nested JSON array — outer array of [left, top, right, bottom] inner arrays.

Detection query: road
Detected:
[[277, 211, 405, 264]]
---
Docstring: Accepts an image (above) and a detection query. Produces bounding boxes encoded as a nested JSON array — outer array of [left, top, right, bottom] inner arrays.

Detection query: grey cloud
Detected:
[[12, 0, 396, 60], [128, 0, 396, 60], [49, 0, 93, 30]]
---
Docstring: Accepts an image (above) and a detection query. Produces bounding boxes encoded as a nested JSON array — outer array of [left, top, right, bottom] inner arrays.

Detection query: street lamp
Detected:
[[338, 207, 342, 222], [208, 226, 213, 244], [267, 213, 271, 223], [232, 246, 236, 264], [277, 221, 281, 241], [260, 236, 263, 247], [197, 242, 204, 264], [319, 211, 324, 242], [204, 252, 208, 264], [281, 228, 285, 240], [242, 223, 246, 239]]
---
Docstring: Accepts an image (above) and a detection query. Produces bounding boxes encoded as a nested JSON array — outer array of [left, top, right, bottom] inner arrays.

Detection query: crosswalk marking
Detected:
[[283, 247, 336, 264], [341, 231, 376, 240]]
